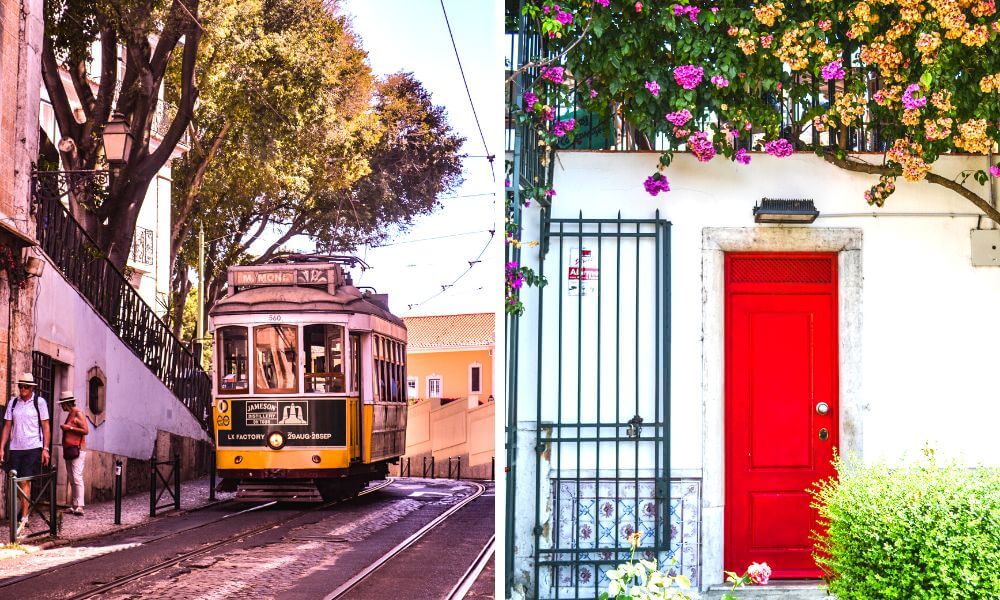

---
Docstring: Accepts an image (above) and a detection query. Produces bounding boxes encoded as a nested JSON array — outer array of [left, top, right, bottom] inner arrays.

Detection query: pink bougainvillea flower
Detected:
[[645, 80, 661, 97], [665, 109, 693, 126], [711, 6, 719, 13], [555, 10, 573, 25], [541, 105, 555, 121], [902, 84, 928, 110], [540, 66, 565, 84], [735, 148, 751, 164], [747, 562, 772, 585], [687, 131, 716, 162], [673, 4, 700, 22], [635, 1, 643, 11], [821, 60, 845, 81], [991, 165, 1000, 177], [545, 188, 556, 198], [818, 19, 832, 30], [673, 65, 704, 89], [552, 118, 576, 137], [710, 75, 730, 88], [760, 34, 774, 48], [594, 0, 609, 6], [589, 89, 598, 98], [644, 173, 670, 196], [522, 91, 538, 108], [764, 138, 794, 157]]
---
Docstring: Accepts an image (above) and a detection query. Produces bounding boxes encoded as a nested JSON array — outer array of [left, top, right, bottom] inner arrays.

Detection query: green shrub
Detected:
[[811, 450, 1000, 599]]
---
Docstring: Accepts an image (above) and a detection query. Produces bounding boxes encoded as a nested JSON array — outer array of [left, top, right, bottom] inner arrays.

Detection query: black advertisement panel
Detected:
[[219, 398, 347, 447]]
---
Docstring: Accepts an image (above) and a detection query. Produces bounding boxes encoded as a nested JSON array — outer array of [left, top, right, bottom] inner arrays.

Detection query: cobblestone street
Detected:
[[0, 478, 494, 599]]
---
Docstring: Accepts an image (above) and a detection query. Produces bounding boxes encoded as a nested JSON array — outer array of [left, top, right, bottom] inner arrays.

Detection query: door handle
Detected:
[[816, 402, 829, 415]]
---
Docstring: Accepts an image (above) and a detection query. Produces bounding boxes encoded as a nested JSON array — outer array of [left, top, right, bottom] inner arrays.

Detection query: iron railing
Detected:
[[131, 226, 155, 266], [503, 38, 893, 155], [32, 170, 211, 430], [151, 100, 191, 148]]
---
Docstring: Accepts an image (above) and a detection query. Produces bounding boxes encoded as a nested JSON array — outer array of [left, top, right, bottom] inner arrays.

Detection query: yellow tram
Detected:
[[209, 256, 407, 501]]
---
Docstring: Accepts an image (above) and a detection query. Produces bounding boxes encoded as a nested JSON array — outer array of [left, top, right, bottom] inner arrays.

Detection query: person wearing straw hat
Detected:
[[58, 390, 88, 515], [0, 373, 51, 530]]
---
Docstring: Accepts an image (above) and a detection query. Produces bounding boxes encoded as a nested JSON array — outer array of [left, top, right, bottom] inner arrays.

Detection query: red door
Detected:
[[725, 253, 838, 579]]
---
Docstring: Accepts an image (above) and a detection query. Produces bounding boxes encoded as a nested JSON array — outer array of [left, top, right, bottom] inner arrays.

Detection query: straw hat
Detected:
[[15, 373, 37, 387], [57, 390, 75, 404]]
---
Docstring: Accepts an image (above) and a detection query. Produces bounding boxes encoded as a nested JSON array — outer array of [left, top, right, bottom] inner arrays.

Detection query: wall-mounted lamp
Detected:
[[23, 256, 44, 278], [102, 112, 134, 167], [753, 198, 819, 223]]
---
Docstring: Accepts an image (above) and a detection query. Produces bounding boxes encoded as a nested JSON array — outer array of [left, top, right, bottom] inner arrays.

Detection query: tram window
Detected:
[[218, 326, 249, 393], [304, 324, 345, 394], [349, 334, 360, 394], [254, 325, 298, 394]]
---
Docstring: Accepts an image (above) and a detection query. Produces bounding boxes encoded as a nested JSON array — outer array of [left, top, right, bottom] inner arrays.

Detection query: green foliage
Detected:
[[812, 451, 1000, 599]]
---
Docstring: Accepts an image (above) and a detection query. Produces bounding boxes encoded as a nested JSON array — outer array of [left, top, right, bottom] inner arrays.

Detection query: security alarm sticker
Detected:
[[567, 246, 598, 296]]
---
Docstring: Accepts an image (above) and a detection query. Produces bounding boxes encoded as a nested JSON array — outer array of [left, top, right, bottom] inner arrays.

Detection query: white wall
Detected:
[[517, 151, 1000, 467], [34, 254, 210, 459]]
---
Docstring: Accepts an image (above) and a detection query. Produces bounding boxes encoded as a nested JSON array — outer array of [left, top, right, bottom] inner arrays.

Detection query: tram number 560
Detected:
[[267, 314, 282, 322]]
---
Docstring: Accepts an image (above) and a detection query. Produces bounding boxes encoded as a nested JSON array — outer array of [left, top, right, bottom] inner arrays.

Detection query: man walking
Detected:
[[0, 373, 51, 532]]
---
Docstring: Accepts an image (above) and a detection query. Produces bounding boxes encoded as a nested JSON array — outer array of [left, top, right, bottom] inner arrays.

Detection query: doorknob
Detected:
[[815, 402, 829, 415]]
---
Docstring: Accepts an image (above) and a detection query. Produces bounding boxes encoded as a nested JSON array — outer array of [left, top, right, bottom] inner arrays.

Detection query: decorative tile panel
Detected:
[[543, 478, 701, 599]]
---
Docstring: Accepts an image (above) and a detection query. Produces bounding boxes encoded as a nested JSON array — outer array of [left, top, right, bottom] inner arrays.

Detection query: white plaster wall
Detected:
[[517, 151, 1000, 467], [34, 254, 210, 459]]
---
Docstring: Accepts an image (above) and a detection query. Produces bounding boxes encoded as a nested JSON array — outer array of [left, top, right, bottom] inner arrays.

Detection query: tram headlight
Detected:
[[267, 431, 286, 450]]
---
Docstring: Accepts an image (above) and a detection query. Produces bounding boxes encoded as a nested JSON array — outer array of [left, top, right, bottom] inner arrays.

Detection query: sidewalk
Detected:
[[0, 475, 234, 563]]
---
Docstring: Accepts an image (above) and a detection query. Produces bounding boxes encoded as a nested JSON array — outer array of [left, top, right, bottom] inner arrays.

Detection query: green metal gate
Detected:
[[531, 213, 671, 599]]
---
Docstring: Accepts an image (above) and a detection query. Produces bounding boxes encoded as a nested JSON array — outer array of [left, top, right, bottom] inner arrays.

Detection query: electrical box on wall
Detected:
[[970, 229, 1000, 266]]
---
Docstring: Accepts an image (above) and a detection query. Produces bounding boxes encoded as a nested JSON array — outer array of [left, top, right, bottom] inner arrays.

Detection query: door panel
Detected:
[[725, 253, 838, 579]]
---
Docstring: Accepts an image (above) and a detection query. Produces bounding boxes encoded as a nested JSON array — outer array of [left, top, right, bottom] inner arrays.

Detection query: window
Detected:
[[350, 334, 361, 394], [88, 376, 105, 416], [254, 325, 298, 394], [218, 326, 249, 394], [469, 363, 482, 394], [371, 335, 406, 403], [427, 376, 442, 398], [407, 377, 418, 399], [303, 324, 345, 394]]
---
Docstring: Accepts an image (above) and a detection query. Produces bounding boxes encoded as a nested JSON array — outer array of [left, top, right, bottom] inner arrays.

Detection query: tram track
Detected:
[[323, 481, 488, 600], [53, 477, 394, 600], [445, 534, 495, 600]]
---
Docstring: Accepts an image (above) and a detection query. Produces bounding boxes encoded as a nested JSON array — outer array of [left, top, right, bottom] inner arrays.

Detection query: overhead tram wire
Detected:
[[404, 230, 495, 313], [439, 0, 496, 182]]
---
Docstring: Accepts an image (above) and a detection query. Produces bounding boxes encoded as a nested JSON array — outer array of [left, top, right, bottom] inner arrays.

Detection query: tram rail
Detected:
[[59, 478, 394, 600], [323, 481, 488, 600], [445, 534, 496, 600]]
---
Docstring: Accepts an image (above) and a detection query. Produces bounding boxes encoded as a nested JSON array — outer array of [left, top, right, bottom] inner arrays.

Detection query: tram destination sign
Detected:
[[232, 268, 330, 286]]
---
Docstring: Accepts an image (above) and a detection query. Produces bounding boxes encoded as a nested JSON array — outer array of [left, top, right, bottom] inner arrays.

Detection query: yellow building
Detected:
[[403, 313, 494, 406], [397, 313, 495, 479]]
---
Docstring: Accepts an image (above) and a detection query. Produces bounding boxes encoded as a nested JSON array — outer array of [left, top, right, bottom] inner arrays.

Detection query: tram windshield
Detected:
[[304, 324, 346, 393], [218, 326, 249, 393], [254, 325, 298, 393]]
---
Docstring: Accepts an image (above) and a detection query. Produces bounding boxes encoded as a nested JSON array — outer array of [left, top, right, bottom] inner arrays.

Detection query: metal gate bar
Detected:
[[533, 212, 670, 599]]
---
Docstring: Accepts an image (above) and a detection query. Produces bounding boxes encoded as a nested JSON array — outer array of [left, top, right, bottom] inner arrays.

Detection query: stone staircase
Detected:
[[702, 580, 833, 600]]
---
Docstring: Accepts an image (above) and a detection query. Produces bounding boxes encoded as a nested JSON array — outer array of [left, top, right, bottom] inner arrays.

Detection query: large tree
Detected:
[[180, 71, 464, 322], [42, 0, 202, 269]]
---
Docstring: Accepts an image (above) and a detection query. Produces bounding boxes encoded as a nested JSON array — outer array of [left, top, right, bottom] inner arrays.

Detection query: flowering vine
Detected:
[[513, 0, 1000, 221]]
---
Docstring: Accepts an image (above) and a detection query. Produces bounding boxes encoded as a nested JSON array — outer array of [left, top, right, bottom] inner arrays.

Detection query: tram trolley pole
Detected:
[[114, 460, 123, 525]]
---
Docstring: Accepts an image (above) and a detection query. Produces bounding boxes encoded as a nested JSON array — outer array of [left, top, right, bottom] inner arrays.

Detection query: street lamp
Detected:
[[753, 198, 820, 224], [102, 112, 134, 168]]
